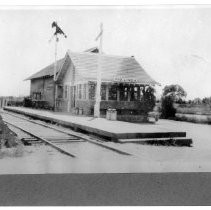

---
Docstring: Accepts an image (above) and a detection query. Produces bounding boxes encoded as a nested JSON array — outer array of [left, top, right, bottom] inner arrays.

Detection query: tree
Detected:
[[202, 97, 211, 105], [162, 84, 187, 102], [193, 98, 202, 105], [188, 100, 192, 104], [141, 86, 156, 114], [161, 84, 187, 119]]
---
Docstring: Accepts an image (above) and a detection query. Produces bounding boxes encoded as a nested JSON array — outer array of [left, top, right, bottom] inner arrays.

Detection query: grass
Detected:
[[166, 104, 211, 124], [176, 104, 211, 115], [174, 114, 211, 124]]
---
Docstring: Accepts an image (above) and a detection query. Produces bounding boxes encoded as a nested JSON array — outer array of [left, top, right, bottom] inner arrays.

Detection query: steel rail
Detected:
[[4, 120, 76, 158], [3, 110, 131, 156]]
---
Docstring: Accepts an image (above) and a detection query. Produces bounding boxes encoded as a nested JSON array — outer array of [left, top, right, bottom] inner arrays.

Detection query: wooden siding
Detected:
[[30, 77, 54, 108]]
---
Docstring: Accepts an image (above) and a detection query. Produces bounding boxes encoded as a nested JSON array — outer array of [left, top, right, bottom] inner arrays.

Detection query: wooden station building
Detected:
[[25, 49, 158, 120]]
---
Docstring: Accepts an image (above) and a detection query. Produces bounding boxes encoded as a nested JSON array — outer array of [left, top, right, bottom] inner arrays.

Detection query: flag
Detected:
[[52, 21, 67, 38], [95, 23, 103, 41]]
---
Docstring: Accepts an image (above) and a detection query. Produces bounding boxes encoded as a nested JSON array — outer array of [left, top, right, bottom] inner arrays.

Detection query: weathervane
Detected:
[[49, 21, 67, 43]]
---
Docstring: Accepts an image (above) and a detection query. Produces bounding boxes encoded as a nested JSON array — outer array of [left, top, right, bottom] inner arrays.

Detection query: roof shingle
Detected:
[[25, 58, 65, 80], [68, 51, 158, 85], [25, 50, 158, 85]]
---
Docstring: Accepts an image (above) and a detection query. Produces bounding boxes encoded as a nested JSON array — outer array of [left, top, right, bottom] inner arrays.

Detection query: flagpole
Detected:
[[94, 23, 103, 118], [54, 35, 58, 81], [49, 21, 67, 112], [53, 34, 58, 111]]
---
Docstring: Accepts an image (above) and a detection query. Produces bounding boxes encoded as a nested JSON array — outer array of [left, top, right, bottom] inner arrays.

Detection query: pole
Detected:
[[94, 23, 103, 118], [53, 35, 58, 111]]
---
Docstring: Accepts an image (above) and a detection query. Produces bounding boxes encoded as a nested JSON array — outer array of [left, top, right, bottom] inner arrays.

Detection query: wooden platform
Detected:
[[118, 137, 193, 146], [3, 107, 191, 144]]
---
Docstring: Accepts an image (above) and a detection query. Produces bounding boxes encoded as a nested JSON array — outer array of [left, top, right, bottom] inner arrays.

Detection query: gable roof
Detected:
[[25, 58, 65, 80], [84, 47, 99, 53], [67, 51, 158, 85], [25, 50, 159, 86]]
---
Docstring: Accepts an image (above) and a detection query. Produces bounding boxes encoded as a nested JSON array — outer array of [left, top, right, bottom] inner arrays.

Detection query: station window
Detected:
[[33, 92, 42, 100], [83, 84, 87, 100], [108, 85, 117, 100], [130, 86, 139, 101], [76, 85, 79, 99], [64, 85, 68, 99], [57, 85, 63, 98], [78, 84, 82, 99], [119, 86, 128, 101], [89, 83, 96, 100]]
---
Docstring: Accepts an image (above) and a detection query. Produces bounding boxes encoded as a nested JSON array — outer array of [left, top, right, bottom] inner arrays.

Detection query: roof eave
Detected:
[[83, 78, 160, 86], [24, 75, 54, 81]]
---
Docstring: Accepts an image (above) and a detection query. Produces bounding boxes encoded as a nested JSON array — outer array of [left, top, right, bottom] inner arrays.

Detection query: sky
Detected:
[[0, 6, 211, 99]]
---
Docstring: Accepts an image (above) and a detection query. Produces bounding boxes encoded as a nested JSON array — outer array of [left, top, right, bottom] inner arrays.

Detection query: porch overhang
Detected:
[[87, 79, 160, 86]]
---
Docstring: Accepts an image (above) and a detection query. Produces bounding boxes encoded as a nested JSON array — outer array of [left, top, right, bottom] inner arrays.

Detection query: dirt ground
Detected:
[[0, 114, 19, 149], [0, 119, 210, 174]]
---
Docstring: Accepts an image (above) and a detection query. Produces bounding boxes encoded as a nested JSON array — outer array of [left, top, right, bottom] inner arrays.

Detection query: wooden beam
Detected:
[[128, 86, 131, 102], [117, 86, 120, 102], [106, 85, 109, 101]]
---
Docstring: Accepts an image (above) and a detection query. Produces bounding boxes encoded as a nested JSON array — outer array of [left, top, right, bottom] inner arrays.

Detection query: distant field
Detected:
[[174, 104, 211, 124], [175, 113, 211, 124], [154, 103, 211, 124], [175, 104, 211, 115]]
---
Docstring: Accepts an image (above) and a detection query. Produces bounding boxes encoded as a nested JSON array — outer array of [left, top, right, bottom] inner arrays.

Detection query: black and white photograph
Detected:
[[0, 2, 211, 206]]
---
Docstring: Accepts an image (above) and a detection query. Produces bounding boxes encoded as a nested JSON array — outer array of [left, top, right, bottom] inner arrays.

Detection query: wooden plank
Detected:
[[3, 107, 187, 141], [49, 139, 84, 143], [118, 137, 193, 147], [118, 137, 192, 143], [116, 132, 186, 139], [42, 136, 80, 140]]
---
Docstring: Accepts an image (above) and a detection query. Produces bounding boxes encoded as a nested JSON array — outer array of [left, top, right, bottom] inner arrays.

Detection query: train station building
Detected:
[[25, 49, 158, 121]]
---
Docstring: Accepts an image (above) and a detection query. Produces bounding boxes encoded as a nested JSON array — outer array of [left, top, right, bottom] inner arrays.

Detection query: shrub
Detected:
[[207, 116, 211, 124], [23, 97, 32, 107], [160, 96, 176, 119], [141, 86, 156, 114]]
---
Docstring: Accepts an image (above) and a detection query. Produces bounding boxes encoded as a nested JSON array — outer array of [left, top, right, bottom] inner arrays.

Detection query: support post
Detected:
[[128, 85, 131, 102], [53, 35, 58, 111], [117, 85, 120, 101], [94, 23, 103, 118], [105, 85, 109, 101]]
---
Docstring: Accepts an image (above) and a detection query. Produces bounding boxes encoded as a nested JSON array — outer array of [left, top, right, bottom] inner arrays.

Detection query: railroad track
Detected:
[[1, 110, 131, 158]]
